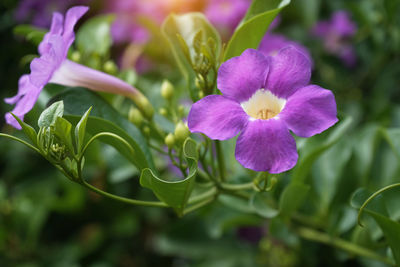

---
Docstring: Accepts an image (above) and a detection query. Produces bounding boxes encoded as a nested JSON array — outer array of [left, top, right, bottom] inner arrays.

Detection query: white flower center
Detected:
[[241, 89, 286, 120]]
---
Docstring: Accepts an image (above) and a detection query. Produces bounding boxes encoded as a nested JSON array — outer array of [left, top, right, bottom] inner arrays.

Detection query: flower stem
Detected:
[[295, 226, 394, 266], [81, 180, 168, 207], [215, 140, 226, 181], [220, 182, 254, 191], [0, 133, 40, 154], [358, 183, 400, 226]]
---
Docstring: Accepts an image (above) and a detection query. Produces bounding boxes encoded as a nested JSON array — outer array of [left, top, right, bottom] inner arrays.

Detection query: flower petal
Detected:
[[266, 46, 311, 98], [217, 49, 270, 102], [5, 81, 42, 129], [280, 85, 338, 138], [62, 6, 89, 49], [4, 75, 31, 105], [235, 119, 298, 173], [188, 95, 248, 140], [39, 12, 64, 55]]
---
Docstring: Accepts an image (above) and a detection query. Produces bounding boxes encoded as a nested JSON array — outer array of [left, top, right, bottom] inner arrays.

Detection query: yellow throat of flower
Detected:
[[241, 89, 286, 120]]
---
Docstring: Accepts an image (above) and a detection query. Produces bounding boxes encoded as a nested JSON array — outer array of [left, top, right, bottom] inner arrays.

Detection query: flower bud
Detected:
[[164, 133, 175, 149], [198, 91, 204, 99], [174, 121, 190, 143], [128, 107, 143, 126], [161, 79, 174, 101], [130, 93, 154, 120], [159, 108, 168, 116], [143, 126, 151, 136], [71, 51, 81, 62], [103, 60, 118, 75]]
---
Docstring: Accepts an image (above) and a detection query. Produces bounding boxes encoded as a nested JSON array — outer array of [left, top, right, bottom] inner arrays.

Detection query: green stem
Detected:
[[80, 132, 134, 159], [358, 183, 400, 226], [82, 180, 168, 207], [188, 187, 218, 204], [215, 140, 226, 181], [295, 226, 394, 266], [183, 191, 217, 215], [0, 133, 40, 154], [220, 182, 254, 191]]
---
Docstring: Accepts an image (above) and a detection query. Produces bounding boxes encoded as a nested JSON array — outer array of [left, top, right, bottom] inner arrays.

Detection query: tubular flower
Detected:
[[312, 10, 357, 67], [258, 17, 312, 65], [188, 47, 338, 173], [5, 6, 152, 129]]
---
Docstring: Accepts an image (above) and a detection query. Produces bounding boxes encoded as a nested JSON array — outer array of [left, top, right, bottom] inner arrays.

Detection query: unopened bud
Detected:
[[71, 51, 81, 62], [159, 108, 168, 116], [198, 91, 204, 99], [143, 126, 151, 136], [103, 60, 118, 75], [129, 107, 143, 126], [161, 80, 174, 100], [164, 133, 175, 149], [174, 121, 190, 143], [195, 76, 205, 89], [130, 93, 154, 119]]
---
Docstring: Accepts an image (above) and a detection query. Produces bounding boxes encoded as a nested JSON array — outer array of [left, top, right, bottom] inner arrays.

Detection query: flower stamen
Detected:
[[241, 89, 286, 121]]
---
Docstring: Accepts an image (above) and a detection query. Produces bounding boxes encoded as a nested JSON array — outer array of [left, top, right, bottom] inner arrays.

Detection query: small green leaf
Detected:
[[250, 192, 279, 218], [279, 183, 310, 217], [53, 117, 74, 155], [10, 113, 38, 146], [38, 101, 64, 128], [140, 138, 198, 215], [366, 211, 399, 266], [223, 0, 290, 61], [75, 106, 92, 155], [76, 15, 114, 56], [51, 87, 154, 170]]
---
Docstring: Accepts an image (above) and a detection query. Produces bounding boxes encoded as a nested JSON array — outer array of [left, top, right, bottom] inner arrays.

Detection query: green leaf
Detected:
[[50, 87, 154, 170], [223, 0, 290, 61], [75, 107, 92, 155], [53, 117, 74, 156], [140, 138, 198, 215], [10, 113, 38, 146], [366, 211, 399, 266], [350, 188, 389, 217], [162, 12, 221, 100], [76, 15, 114, 56], [382, 127, 400, 160], [13, 24, 46, 45], [38, 101, 64, 128], [250, 192, 279, 218], [279, 183, 310, 217], [292, 116, 353, 184]]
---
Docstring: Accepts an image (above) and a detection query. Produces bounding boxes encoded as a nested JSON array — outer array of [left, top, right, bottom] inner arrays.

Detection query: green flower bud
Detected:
[[71, 51, 81, 62], [159, 108, 168, 116], [143, 126, 151, 136], [161, 79, 174, 100], [164, 133, 175, 149], [130, 93, 154, 120], [174, 121, 190, 143], [198, 91, 204, 99], [103, 60, 118, 74], [128, 107, 144, 126]]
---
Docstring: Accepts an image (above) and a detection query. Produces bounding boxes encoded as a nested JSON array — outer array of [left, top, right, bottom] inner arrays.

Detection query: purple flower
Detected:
[[14, 0, 89, 28], [205, 0, 250, 37], [5, 6, 149, 129], [188, 47, 338, 173], [312, 10, 357, 67], [259, 17, 312, 65]]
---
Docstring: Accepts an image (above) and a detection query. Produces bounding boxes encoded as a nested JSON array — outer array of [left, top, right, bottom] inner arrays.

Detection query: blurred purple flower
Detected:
[[5, 6, 146, 129], [204, 0, 250, 37], [259, 17, 313, 65], [188, 47, 337, 173], [14, 0, 89, 28], [312, 10, 357, 67]]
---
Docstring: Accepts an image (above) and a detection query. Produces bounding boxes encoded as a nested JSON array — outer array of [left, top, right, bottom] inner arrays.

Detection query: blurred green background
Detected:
[[1, 0, 400, 266]]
